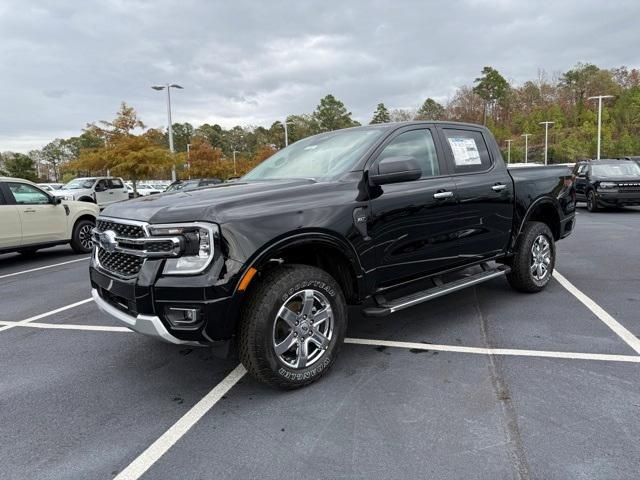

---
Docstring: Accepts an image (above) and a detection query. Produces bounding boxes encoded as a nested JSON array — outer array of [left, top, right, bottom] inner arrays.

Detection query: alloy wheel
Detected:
[[272, 289, 334, 369]]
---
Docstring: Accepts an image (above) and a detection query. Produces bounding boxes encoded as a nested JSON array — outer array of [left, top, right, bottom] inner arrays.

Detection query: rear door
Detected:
[[440, 126, 514, 261], [6, 182, 68, 244], [368, 126, 461, 289], [0, 183, 22, 248]]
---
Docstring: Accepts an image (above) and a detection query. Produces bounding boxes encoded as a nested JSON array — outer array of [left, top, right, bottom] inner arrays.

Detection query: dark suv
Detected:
[[573, 159, 640, 211]]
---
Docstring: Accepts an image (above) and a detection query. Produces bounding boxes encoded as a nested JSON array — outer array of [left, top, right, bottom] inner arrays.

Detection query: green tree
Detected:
[[370, 103, 391, 124], [166, 122, 194, 153], [473, 66, 510, 125], [1, 153, 38, 181], [312, 94, 359, 132], [415, 98, 445, 120], [37, 138, 74, 181]]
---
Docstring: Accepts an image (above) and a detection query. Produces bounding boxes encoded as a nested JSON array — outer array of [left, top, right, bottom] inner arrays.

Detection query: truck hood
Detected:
[[100, 179, 317, 224]]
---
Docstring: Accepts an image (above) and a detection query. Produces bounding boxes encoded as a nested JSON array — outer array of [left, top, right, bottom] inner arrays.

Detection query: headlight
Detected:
[[148, 223, 218, 275], [598, 182, 617, 189], [65, 194, 75, 201]]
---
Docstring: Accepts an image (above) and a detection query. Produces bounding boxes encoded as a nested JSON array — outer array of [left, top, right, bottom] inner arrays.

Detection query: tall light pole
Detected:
[[280, 118, 294, 147], [588, 95, 614, 160], [232, 150, 240, 176], [539, 121, 555, 165], [505, 139, 513, 164], [151, 83, 183, 182], [186, 143, 191, 179], [521, 133, 531, 163]]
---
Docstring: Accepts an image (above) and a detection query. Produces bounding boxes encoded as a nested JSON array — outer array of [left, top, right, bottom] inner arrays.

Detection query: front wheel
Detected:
[[238, 264, 347, 389], [586, 190, 600, 212], [506, 221, 555, 293]]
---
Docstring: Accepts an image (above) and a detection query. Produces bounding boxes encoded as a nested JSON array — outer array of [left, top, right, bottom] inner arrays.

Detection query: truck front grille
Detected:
[[96, 219, 145, 238], [97, 249, 144, 278]]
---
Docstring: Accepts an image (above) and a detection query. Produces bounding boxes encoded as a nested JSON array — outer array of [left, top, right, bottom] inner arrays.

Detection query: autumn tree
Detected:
[[370, 103, 391, 124], [66, 104, 173, 194], [185, 137, 228, 178], [415, 98, 445, 120]]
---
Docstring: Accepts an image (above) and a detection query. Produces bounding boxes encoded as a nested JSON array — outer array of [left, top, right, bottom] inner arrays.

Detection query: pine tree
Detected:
[[370, 103, 391, 124]]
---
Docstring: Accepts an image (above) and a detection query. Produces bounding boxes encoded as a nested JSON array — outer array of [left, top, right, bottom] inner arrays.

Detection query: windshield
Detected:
[[243, 128, 385, 181], [592, 163, 640, 178], [64, 178, 96, 189]]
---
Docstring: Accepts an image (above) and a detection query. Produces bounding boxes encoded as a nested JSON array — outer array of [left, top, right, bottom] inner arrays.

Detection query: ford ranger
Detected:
[[89, 121, 576, 389]]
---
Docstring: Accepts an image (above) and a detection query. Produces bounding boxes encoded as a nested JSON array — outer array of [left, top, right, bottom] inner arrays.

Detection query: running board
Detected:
[[363, 265, 510, 317]]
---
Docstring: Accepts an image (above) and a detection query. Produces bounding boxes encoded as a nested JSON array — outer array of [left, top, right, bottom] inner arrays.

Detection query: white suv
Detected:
[[54, 177, 129, 208], [0, 177, 100, 255]]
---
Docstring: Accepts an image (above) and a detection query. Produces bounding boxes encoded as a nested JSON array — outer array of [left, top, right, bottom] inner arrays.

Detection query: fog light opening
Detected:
[[165, 306, 203, 330]]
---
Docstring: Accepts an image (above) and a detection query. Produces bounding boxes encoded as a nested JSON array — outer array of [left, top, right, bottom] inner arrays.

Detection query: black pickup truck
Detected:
[[90, 121, 576, 389]]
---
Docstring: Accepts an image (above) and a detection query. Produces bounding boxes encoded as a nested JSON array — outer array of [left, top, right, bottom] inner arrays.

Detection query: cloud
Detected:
[[0, 0, 639, 151]]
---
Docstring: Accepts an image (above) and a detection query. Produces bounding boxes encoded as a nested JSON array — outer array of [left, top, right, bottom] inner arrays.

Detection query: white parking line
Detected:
[[344, 338, 640, 363], [0, 320, 129, 332], [554, 270, 640, 354], [0, 257, 89, 280], [114, 364, 246, 480], [0, 298, 93, 333]]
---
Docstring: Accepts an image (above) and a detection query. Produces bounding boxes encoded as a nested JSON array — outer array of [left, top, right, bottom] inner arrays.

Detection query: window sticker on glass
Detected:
[[448, 137, 482, 166]]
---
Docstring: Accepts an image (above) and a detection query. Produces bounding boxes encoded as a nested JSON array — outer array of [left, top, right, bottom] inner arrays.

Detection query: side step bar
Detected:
[[363, 265, 511, 317]]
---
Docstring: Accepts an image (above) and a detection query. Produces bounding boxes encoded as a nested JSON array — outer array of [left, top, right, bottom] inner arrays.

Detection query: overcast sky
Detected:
[[1, 0, 638, 152]]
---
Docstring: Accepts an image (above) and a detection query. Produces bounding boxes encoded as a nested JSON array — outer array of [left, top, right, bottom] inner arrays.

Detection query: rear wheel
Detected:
[[586, 190, 599, 212], [506, 221, 555, 293], [238, 264, 347, 389], [70, 219, 94, 253]]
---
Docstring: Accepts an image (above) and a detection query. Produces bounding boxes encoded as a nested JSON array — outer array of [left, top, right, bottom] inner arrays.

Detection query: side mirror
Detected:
[[51, 196, 62, 205], [370, 156, 422, 186]]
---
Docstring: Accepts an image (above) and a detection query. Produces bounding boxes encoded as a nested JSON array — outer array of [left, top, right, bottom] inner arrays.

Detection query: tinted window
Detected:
[[8, 182, 51, 205], [109, 179, 124, 189], [575, 164, 589, 175], [443, 129, 492, 174], [378, 129, 440, 177]]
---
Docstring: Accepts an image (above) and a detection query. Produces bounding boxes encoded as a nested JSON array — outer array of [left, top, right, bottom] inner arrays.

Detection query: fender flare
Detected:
[[234, 230, 366, 295], [514, 196, 561, 241]]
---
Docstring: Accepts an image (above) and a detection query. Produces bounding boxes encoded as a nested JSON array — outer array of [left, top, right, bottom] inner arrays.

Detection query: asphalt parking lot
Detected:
[[1, 205, 639, 480]]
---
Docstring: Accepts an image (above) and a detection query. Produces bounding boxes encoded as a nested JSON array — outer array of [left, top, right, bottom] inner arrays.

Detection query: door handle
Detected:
[[24, 208, 37, 213], [108, 191, 114, 194], [433, 191, 454, 199], [492, 184, 507, 192]]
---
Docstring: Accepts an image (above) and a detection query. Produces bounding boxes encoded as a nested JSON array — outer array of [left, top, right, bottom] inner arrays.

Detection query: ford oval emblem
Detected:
[[98, 230, 118, 253]]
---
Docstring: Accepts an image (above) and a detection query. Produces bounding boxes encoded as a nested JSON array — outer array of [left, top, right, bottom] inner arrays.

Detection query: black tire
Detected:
[[506, 221, 555, 293], [19, 248, 39, 257], [70, 219, 95, 253], [586, 190, 599, 212], [238, 264, 347, 389]]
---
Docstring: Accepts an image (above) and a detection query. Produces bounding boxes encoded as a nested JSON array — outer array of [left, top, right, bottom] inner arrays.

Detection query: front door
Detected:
[[440, 127, 514, 260], [7, 182, 67, 245], [368, 127, 461, 290]]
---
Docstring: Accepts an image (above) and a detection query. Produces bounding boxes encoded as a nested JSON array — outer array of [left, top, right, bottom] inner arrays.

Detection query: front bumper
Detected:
[[92, 288, 205, 346], [595, 191, 640, 206]]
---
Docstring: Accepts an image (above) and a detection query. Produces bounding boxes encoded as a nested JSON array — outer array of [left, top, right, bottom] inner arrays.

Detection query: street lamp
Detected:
[[588, 95, 614, 160], [151, 83, 183, 182], [232, 150, 241, 176], [505, 139, 513, 164], [521, 133, 531, 163], [539, 121, 555, 165], [280, 118, 294, 146]]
